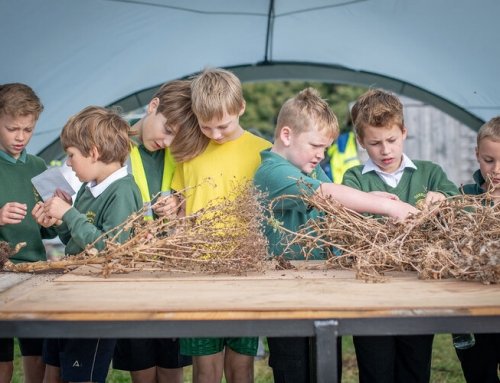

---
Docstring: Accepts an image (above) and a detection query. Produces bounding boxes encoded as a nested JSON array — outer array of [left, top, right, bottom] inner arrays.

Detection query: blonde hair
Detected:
[[190, 67, 244, 123], [351, 89, 404, 139], [0, 83, 43, 120], [154, 80, 209, 163], [477, 116, 500, 146], [275, 87, 339, 141], [61, 106, 130, 165]]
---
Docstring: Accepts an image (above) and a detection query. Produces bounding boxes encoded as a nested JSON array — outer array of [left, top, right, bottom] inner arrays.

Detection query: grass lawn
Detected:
[[12, 334, 465, 382]]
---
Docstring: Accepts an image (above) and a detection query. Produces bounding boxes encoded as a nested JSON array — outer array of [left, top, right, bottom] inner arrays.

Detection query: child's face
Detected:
[[476, 137, 500, 193], [65, 146, 97, 183], [282, 127, 333, 174], [0, 113, 36, 159], [358, 123, 407, 174], [198, 111, 243, 144], [141, 101, 177, 151]]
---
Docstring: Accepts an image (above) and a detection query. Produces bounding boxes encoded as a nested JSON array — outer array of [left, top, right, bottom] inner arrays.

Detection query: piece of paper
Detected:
[[31, 166, 78, 201]]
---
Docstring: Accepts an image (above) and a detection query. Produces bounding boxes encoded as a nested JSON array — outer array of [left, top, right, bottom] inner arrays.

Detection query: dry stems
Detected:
[[276, 188, 499, 284], [2, 182, 268, 277]]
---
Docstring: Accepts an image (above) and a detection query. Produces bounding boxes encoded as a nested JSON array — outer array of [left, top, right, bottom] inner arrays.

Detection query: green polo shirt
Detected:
[[0, 150, 56, 263], [254, 149, 330, 260]]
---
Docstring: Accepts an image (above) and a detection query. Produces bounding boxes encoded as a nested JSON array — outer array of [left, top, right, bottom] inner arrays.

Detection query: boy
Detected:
[[253, 87, 419, 383], [455, 116, 500, 383], [33, 106, 142, 383], [342, 89, 459, 383], [0, 83, 52, 383], [113, 80, 200, 383], [171, 67, 271, 383]]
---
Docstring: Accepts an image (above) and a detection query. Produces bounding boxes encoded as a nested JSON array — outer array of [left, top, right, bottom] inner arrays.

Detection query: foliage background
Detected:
[[241, 82, 367, 139]]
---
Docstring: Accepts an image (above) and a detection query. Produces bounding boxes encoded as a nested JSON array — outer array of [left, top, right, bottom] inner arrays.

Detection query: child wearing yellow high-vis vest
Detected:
[[114, 80, 208, 383]]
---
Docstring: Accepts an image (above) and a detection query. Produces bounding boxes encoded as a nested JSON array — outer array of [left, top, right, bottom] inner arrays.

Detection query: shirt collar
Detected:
[[362, 153, 416, 175], [87, 166, 128, 197], [0, 149, 27, 164]]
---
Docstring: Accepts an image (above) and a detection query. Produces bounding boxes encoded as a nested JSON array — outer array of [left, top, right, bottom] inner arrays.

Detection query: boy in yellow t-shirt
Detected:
[[172, 67, 270, 383]]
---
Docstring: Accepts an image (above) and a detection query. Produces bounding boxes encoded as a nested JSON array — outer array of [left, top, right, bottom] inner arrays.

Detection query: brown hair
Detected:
[[190, 67, 244, 123], [351, 89, 404, 139], [61, 106, 130, 165], [0, 83, 43, 120], [275, 87, 339, 141], [477, 116, 500, 146], [154, 80, 209, 162]]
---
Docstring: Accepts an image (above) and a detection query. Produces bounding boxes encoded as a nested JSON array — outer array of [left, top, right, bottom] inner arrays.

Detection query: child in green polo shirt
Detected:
[[33, 106, 142, 383], [342, 89, 459, 383], [0, 82, 53, 383], [455, 116, 500, 383], [253, 87, 420, 383]]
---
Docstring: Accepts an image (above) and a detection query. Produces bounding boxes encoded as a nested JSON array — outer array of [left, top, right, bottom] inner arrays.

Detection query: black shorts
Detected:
[[0, 338, 43, 361], [43, 338, 115, 383], [113, 338, 192, 371]]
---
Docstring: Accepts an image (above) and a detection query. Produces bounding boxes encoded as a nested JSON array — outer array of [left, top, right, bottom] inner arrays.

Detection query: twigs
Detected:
[[276, 189, 499, 284], [3, 182, 269, 277]]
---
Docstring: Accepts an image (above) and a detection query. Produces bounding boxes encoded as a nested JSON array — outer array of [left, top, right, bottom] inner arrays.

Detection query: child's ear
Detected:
[[280, 126, 292, 146], [475, 146, 479, 162], [356, 135, 366, 149], [148, 97, 160, 114], [238, 100, 246, 117], [90, 146, 100, 162], [402, 126, 408, 140]]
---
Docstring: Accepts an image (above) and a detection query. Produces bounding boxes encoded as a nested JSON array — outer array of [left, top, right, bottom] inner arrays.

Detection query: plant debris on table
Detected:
[[2, 183, 269, 277], [274, 187, 499, 284]]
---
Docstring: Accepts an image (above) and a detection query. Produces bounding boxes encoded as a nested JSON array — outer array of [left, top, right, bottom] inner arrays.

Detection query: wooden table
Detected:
[[1, 264, 499, 382]]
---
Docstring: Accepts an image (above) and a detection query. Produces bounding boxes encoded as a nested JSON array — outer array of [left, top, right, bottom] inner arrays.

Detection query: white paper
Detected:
[[31, 166, 78, 201]]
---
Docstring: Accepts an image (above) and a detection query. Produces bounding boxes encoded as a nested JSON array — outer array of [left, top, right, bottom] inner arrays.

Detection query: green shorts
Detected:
[[180, 337, 258, 356]]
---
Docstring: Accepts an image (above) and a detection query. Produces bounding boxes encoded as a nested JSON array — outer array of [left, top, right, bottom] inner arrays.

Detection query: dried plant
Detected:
[[0, 241, 26, 269], [3, 182, 268, 277], [274, 185, 500, 284]]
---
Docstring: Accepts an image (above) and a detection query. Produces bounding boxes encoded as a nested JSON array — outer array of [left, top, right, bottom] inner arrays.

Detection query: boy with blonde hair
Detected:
[[33, 106, 142, 383], [456, 116, 500, 383], [172, 67, 271, 383], [254, 87, 420, 383], [342, 89, 459, 383], [0, 83, 52, 383]]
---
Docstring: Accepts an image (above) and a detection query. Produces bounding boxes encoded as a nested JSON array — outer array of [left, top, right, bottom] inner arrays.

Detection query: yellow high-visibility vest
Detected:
[[328, 131, 360, 184], [129, 144, 175, 219]]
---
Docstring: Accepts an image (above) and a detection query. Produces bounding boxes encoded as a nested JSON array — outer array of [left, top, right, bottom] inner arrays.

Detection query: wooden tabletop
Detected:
[[1, 263, 499, 322]]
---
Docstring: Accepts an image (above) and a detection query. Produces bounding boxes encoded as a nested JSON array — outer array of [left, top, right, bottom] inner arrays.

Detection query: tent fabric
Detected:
[[1, 0, 499, 155]]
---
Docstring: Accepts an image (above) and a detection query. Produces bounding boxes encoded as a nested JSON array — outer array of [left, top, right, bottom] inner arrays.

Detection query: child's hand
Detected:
[[369, 191, 400, 201], [0, 202, 27, 225], [43, 196, 72, 220], [388, 200, 419, 221], [423, 191, 446, 207], [32, 202, 61, 227], [54, 188, 73, 204], [153, 194, 181, 219]]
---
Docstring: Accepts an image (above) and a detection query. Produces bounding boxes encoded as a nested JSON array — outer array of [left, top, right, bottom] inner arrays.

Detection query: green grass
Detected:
[[12, 335, 465, 382]]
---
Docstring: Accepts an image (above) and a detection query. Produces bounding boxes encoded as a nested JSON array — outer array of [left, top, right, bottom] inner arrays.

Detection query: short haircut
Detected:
[[154, 80, 209, 163], [351, 89, 404, 139], [190, 67, 244, 123], [61, 106, 130, 165], [477, 116, 500, 146], [0, 83, 43, 120], [275, 87, 339, 141]]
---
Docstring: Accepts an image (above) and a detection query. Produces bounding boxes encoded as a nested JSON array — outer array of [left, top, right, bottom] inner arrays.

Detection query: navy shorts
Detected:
[[43, 338, 115, 383], [0, 338, 43, 361], [113, 338, 192, 371]]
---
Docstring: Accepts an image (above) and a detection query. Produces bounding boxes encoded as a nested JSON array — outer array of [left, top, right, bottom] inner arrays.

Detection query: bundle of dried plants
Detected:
[[275, 187, 499, 284], [3, 182, 268, 277]]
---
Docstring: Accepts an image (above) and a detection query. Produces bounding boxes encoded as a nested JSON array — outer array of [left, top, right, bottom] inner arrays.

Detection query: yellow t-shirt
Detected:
[[172, 131, 271, 214]]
